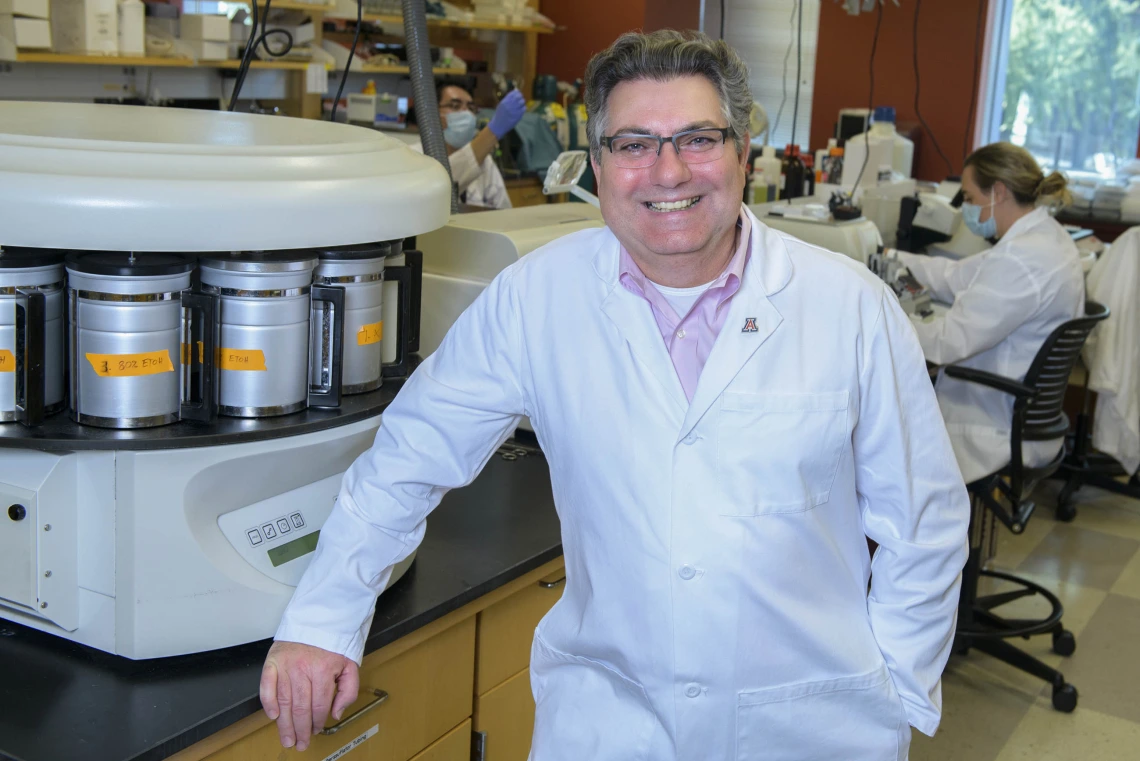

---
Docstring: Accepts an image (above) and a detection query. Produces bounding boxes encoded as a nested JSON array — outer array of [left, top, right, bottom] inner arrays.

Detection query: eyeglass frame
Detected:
[[439, 98, 479, 115], [599, 127, 734, 166]]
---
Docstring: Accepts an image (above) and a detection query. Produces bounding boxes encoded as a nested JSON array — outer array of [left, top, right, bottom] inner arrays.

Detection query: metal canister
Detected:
[[311, 242, 391, 395], [200, 252, 337, 417], [0, 247, 66, 426], [67, 252, 195, 428]]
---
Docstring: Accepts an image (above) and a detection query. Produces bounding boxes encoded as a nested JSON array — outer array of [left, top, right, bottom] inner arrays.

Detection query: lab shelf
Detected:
[[13, 52, 321, 70], [250, 1, 553, 33]]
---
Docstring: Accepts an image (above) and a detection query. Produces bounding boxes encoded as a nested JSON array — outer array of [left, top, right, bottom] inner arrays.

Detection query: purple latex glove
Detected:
[[488, 89, 527, 139]]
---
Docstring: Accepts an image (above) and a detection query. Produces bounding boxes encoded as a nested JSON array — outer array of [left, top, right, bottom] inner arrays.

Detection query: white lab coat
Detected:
[[277, 207, 970, 761], [412, 139, 511, 209], [1084, 227, 1140, 474], [899, 207, 1085, 484]]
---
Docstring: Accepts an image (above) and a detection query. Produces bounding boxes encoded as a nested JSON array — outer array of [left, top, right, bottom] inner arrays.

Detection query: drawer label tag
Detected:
[[321, 724, 379, 761], [86, 350, 174, 377], [0, 350, 14, 372], [357, 322, 383, 346], [217, 348, 267, 371]]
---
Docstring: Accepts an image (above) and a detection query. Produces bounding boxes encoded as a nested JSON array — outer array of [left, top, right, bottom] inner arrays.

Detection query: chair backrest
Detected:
[[1020, 301, 1110, 441]]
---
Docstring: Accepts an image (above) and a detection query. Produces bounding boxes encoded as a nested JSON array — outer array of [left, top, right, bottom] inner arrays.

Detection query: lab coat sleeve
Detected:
[[855, 289, 970, 737], [448, 143, 483, 192], [908, 253, 1040, 366], [274, 268, 529, 663], [897, 250, 981, 305]]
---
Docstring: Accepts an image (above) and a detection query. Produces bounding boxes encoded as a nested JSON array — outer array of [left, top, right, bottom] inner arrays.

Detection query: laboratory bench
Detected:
[[0, 447, 563, 761]]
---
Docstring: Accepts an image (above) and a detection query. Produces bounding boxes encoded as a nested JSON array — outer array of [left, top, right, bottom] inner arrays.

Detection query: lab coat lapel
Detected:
[[595, 240, 689, 415], [680, 216, 792, 438]]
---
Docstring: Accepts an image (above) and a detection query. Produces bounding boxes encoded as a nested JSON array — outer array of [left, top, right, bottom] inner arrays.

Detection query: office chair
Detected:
[[947, 301, 1109, 713]]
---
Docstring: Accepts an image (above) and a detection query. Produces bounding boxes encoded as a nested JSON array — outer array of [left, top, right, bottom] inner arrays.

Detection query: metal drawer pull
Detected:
[[319, 688, 389, 736], [538, 576, 566, 589]]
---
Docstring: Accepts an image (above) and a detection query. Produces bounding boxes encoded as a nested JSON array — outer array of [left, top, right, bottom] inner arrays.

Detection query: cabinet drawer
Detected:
[[475, 563, 565, 694], [204, 617, 475, 761], [473, 668, 535, 761], [409, 719, 472, 761]]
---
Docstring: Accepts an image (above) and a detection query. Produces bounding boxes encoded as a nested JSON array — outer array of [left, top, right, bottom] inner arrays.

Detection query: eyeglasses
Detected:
[[600, 127, 731, 169], [440, 99, 478, 115]]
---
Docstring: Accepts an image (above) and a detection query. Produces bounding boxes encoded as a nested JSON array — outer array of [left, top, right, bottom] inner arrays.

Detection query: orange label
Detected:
[[180, 341, 205, 364], [357, 322, 383, 346], [0, 350, 14, 373], [217, 348, 267, 371], [86, 350, 175, 378]]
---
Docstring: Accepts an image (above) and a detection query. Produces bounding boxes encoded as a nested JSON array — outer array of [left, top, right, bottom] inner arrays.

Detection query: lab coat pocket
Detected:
[[736, 664, 909, 761], [528, 633, 655, 761], [717, 391, 849, 516]]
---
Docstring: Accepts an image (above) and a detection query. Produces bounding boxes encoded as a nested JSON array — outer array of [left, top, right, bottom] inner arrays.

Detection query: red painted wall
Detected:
[[810, 0, 989, 181], [537, 0, 701, 85]]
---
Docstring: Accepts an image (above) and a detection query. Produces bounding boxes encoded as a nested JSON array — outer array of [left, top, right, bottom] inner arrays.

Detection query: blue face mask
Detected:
[[962, 191, 998, 239], [443, 110, 477, 149]]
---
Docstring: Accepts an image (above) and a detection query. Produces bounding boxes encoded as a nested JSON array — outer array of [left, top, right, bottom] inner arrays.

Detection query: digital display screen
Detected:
[[267, 530, 320, 568]]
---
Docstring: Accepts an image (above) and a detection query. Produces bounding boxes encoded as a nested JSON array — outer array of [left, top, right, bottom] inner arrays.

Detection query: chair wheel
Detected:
[[1052, 682, 1078, 712], [1053, 629, 1077, 656]]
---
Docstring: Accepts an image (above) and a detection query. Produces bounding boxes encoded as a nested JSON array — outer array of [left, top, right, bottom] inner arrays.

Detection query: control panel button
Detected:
[[277, 518, 291, 534], [7, 504, 26, 522], [247, 528, 264, 546], [289, 512, 305, 529], [262, 523, 277, 540]]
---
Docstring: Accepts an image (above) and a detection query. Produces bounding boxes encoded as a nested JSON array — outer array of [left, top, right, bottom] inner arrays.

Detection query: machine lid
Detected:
[[0, 246, 66, 269], [311, 241, 396, 261], [0, 102, 451, 252], [199, 250, 319, 273], [65, 250, 194, 277]]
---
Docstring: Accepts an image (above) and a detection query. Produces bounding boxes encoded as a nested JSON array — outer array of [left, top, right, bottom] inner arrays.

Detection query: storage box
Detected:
[[179, 13, 228, 42], [50, 0, 117, 55], [0, 0, 49, 19], [14, 15, 49, 46], [177, 37, 226, 61]]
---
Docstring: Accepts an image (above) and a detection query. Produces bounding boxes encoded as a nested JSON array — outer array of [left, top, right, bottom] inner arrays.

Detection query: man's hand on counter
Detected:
[[260, 640, 360, 752]]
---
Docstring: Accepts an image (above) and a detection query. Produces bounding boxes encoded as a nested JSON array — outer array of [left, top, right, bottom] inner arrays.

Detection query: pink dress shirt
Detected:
[[618, 208, 752, 402]]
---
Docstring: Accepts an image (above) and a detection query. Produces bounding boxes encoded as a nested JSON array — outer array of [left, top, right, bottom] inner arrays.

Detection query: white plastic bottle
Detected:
[[751, 145, 782, 202], [117, 0, 145, 57], [840, 106, 914, 188], [815, 138, 837, 184]]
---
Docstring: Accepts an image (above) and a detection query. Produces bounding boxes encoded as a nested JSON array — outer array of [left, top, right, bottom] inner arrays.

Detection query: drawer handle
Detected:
[[538, 576, 566, 589], [319, 688, 389, 736]]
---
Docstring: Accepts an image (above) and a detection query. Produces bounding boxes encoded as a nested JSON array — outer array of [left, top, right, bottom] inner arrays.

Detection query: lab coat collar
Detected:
[[1000, 205, 1050, 243]]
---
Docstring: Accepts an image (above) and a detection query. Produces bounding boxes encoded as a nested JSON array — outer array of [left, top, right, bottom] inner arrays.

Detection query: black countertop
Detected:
[[0, 448, 560, 761]]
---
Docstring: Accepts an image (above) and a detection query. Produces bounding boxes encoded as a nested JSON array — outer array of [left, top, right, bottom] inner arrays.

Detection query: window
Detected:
[[982, 0, 1140, 180]]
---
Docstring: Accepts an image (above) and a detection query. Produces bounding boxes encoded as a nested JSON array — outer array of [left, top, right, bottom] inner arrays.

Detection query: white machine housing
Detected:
[[748, 198, 882, 264], [417, 204, 606, 357]]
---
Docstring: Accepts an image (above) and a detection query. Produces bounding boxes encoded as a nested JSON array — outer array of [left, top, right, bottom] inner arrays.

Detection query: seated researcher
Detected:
[[894, 142, 1083, 483], [416, 77, 526, 209]]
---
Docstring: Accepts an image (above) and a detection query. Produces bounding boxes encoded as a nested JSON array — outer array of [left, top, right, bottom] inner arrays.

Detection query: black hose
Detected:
[[402, 0, 459, 213]]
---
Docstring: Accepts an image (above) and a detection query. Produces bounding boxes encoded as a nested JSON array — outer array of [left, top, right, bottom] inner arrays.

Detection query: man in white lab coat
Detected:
[[262, 30, 970, 759]]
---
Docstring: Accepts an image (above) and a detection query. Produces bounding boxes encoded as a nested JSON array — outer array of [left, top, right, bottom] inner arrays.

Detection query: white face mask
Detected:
[[443, 110, 477, 149]]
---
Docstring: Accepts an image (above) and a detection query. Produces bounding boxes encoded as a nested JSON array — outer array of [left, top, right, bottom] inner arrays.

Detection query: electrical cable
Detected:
[[912, 0, 954, 177], [771, 1, 798, 145], [963, 0, 986, 164], [790, 0, 802, 149], [850, 0, 884, 191], [229, 0, 294, 112], [719, 0, 726, 39], [330, 0, 364, 122]]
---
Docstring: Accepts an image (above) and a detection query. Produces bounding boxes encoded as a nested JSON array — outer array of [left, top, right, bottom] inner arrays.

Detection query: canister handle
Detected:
[[14, 289, 46, 427], [179, 289, 217, 423], [381, 262, 414, 380], [404, 250, 422, 354], [309, 283, 345, 409]]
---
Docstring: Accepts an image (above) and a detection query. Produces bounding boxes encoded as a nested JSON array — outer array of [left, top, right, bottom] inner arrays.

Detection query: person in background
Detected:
[[427, 77, 525, 209], [893, 142, 1083, 483]]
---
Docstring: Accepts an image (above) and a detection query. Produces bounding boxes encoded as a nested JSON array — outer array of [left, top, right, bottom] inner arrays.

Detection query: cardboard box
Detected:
[[178, 37, 227, 60], [0, 14, 16, 59], [179, 13, 228, 42], [14, 15, 49, 46], [0, 0, 49, 19], [50, 0, 117, 55]]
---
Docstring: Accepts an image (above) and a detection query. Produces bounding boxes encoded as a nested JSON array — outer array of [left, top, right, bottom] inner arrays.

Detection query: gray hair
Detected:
[[584, 30, 753, 162]]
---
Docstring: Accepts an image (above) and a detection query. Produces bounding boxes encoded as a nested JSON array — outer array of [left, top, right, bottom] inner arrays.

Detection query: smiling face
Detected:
[[591, 76, 749, 287]]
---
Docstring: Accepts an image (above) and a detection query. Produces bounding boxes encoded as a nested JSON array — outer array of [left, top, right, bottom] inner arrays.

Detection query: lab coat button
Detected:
[[684, 683, 702, 698], [682, 434, 697, 445], [679, 564, 696, 580]]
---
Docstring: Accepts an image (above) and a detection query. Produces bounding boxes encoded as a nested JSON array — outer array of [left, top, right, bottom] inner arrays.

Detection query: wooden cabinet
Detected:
[[409, 720, 473, 761], [473, 669, 536, 761], [475, 566, 565, 694], [202, 617, 474, 761]]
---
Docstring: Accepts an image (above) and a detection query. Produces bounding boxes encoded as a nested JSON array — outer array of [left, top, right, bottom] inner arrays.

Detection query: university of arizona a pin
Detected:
[[742, 317, 758, 333]]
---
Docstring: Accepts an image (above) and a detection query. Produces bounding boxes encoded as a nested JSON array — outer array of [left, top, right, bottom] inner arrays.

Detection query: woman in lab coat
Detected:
[[896, 142, 1083, 483], [414, 79, 525, 209]]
